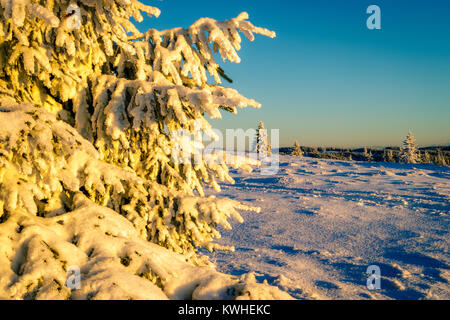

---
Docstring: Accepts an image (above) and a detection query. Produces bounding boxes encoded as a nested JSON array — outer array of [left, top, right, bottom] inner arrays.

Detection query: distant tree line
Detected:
[[281, 145, 449, 166], [281, 131, 449, 166]]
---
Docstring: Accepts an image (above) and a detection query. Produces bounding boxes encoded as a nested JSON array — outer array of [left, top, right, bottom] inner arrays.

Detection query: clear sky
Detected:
[[138, 0, 450, 148]]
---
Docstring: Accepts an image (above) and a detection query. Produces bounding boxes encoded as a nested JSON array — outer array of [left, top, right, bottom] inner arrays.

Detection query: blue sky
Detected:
[[138, 0, 450, 147]]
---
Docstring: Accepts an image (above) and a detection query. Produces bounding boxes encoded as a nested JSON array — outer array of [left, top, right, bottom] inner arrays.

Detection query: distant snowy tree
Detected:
[[0, 1, 275, 259], [422, 151, 431, 164], [399, 131, 420, 164], [383, 149, 395, 163], [346, 149, 353, 161], [363, 148, 373, 162], [292, 141, 303, 157], [435, 150, 447, 166], [254, 121, 271, 157]]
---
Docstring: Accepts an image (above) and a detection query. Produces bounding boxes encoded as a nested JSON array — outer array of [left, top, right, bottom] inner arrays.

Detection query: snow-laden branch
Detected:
[[0, 104, 259, 255], [135, 12, 276, 86]]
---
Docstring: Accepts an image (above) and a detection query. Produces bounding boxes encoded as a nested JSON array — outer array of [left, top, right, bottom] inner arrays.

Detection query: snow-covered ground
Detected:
[[207, 155, 449, 300]]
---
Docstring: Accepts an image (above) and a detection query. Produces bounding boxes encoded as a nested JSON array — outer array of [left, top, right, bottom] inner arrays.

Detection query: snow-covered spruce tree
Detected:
[[383, 149, 395, 163], [363, 147, 373, 162], [422, 151, 431, 164], [254, 121, 271, 157], [399, 131, 420, 164], [292, 141, 303, 157], [348, 153, 353, 161], [435, 150, 447, 166], [0, 1, 293, 300], [345, 149, 352, 161]]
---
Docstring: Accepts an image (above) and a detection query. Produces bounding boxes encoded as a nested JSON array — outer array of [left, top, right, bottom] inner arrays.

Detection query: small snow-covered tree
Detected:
[[254, 121, 271, 157], [363, 147, 373, 162], [345, 149, 352, 161], [0, 1, 275, 257], [292, 141, 303, 157], [435, 150, 447, 166], [399, 131, 420, 164], [422, 151, 431, 164], [383, 149, 395, 162]]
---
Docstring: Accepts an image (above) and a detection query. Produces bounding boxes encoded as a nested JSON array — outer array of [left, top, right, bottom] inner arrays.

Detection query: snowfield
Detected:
[[206, 155, 450, 300]]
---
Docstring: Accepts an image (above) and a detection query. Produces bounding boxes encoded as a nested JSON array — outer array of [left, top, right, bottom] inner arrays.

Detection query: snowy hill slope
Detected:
[[207, 156, 449, 300]]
